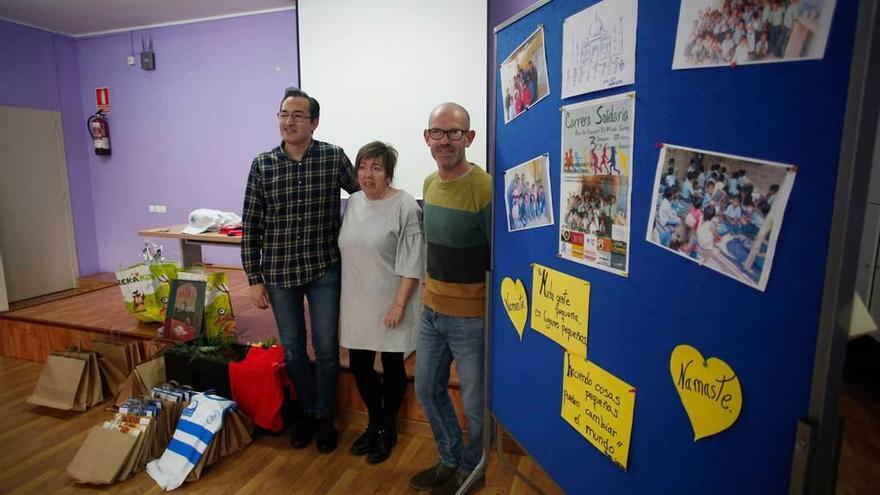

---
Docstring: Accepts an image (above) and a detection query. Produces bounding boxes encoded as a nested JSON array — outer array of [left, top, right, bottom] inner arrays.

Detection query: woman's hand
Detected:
[[383, 305, 405, 328]]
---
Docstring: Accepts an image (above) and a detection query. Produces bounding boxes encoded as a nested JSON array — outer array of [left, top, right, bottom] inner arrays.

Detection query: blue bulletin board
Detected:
[[489, 1, 860, 493]]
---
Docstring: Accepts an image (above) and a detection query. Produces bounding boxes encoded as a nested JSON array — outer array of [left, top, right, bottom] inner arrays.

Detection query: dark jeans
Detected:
[[267, 263, 341, 419], [349, 349, 407, 428]]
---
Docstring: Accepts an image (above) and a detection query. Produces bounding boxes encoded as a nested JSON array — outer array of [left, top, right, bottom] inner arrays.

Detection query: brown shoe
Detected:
[[409, 462, 457, 491], [431, 470, 485, 495]]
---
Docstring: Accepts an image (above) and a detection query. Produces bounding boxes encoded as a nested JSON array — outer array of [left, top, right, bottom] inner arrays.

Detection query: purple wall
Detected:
[[75, 11, 297, 271], [4, 4, 524, 276], [489, 0, 538, 30], [0, 20, 99, 276]]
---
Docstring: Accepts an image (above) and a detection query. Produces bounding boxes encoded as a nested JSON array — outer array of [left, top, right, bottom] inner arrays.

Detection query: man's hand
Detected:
[[249, 283, 270, 309]]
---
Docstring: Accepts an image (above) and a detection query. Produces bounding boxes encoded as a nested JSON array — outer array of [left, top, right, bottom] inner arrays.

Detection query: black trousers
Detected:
[[349, 349, 407, 428]]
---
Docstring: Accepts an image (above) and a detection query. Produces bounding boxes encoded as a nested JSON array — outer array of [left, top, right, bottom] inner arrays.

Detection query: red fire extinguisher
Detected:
[[87, 110, 111, 156]]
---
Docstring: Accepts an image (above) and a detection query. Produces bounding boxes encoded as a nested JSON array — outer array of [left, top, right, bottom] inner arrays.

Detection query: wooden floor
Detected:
[[3, 273, 878, 493], [0, 356, 562, 495], [6, 272, 118, 312], [835, 337, 880, 495]]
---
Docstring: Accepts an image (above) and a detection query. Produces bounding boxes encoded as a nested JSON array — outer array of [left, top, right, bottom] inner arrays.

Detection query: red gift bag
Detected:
[[229, 346, 295, 432]]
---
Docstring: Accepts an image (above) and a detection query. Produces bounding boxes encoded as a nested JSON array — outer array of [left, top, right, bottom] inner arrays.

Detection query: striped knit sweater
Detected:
[[422, 164, 492, 317]]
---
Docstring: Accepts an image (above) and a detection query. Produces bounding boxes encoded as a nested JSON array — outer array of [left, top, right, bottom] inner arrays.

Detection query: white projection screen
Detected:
[[298, 0, 487, 198]]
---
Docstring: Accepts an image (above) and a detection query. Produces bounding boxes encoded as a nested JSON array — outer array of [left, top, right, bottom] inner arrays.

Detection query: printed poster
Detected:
[[646, 144, 796, 291], [559, 92, 634, 277], [562, 0, 638, 99], [561, 353, 636, 470], [501, 26, 551, 124], [504, 154, 555, 232], [672, 0, 839, 69]]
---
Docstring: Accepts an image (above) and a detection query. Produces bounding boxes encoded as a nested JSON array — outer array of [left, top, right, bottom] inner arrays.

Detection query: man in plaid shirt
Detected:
[[241, 87, 359, 453]]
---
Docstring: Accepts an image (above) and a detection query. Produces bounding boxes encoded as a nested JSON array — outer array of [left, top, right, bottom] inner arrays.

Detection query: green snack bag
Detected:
[[204, 272, 235, 338], [115, 261, 179, 322], [150, 261, 180, 321]]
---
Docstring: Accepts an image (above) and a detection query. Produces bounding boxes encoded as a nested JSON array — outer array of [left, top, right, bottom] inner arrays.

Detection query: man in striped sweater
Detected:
[[410, 103, 491, 495]]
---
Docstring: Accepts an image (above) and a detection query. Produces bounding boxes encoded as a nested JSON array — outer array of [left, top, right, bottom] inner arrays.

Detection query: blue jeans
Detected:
[[266, 263, 341, 418], [415, 306, 485, 471]]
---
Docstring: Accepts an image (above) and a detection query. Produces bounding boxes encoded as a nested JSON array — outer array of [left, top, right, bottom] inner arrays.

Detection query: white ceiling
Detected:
[[0, 0, 296, 37]]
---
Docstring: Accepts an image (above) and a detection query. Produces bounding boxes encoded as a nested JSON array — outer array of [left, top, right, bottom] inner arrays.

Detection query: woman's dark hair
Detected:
[[355, 141, 399, 181]]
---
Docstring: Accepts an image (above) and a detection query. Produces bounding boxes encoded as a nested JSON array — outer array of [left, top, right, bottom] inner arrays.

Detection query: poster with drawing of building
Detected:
[[562, 0, 638, 99]]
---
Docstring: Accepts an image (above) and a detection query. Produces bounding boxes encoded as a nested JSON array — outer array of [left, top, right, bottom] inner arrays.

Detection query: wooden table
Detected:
[[138, 224, 241, 267]]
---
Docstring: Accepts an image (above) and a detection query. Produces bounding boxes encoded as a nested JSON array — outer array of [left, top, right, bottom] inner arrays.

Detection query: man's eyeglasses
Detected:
[[277, 112, 312, 123], [427, 128, 468, 141]]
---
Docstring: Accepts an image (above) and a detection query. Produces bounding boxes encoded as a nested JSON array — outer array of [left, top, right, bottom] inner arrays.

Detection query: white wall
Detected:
[[298, 0, 488, 198]]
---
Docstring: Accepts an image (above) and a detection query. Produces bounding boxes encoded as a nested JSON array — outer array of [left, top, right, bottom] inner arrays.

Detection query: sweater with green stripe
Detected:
[[422, 164, 492, 317]]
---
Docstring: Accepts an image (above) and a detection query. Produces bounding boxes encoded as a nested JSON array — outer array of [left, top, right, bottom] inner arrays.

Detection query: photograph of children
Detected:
[[646, 144, 796, 291], [558, 93, 634, 277], [562, 0, 638, 98], [672, 0, 838, 69], [504, 154, 555, 232], [500, 26, 551, 124]]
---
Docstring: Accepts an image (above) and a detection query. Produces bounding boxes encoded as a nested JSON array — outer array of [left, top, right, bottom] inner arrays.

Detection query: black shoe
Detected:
[[409, 462, 457, 491], [431, 470, 485, 495], [384, 421, 398, 446], [366, 427, 393, 464], [350, 426, 377, 456], [316, 416, 338, 454], [290, 414, 316, 449]]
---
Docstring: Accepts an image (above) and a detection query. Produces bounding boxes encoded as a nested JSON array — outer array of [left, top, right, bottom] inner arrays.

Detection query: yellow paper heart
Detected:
[[500, 277, 528, 340], [670, 344, 742, 441]]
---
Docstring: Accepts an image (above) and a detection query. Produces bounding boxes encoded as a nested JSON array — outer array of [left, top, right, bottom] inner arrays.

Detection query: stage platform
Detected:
[[0, 267, 464, 429]]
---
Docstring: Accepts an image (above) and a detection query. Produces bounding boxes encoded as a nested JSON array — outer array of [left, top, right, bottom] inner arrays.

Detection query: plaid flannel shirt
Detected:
[[242, 139, 359, 288]]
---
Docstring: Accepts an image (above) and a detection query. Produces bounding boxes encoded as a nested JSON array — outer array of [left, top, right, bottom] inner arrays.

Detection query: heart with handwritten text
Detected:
[[670, 344, 742, 441], [500, 277, 528, 340]]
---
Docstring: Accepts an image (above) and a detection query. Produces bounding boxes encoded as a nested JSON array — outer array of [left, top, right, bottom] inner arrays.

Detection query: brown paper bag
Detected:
[[67, 426, 138, 485], [113, 373, 140, 408], [97, 356, 127, 397], [93, 340, 132, 376], [123, 341, 143, 370], [133, 356, 166, 392], [224, 409, 254, 456], [132, 418, 156, 476], [55, 350, 103, 408], [26, 354, 87, 410], [116, 423, 149, 482]]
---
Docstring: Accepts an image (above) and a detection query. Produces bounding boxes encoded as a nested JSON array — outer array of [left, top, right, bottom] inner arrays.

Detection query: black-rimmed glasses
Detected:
[[427, 128, 468, 141]]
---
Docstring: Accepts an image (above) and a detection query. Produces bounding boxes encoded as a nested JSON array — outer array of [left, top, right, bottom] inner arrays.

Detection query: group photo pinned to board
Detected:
[[504, 154, 555, 232], [646, 143, 796, 291], [671, 0, 839, 70], [501, 25, 551, 124]]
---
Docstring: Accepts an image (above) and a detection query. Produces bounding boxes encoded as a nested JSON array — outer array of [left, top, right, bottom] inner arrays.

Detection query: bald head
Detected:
[[428, 102, 471, 129], [424, 102, 475, 179]]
